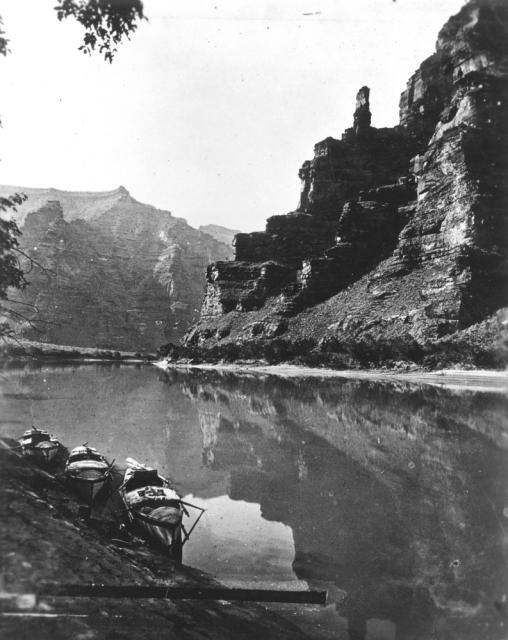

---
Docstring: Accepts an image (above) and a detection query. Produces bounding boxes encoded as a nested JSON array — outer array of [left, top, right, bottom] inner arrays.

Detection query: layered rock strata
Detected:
[[182, 0, 508, 368], [2, 187, 233, 351]]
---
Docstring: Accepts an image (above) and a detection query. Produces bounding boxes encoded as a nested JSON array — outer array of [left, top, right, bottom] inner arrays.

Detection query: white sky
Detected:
[[0, 0, 465, 232]]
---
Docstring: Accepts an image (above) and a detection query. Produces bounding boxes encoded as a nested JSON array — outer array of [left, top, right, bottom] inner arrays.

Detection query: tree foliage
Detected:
[[0, 2, 145, 337], [0, 195, 29, 337], [0, 16, 8, 57], [0, 195, 28, 299], [54, 0, 146, 62]]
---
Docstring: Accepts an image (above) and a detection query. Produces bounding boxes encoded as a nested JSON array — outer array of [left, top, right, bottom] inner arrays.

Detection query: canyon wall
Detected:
[[1, 187, 233, 351], [180, 0, 508, 368]]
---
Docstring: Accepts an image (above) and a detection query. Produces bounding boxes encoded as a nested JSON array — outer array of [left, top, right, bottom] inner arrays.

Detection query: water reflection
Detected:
[[1, 363, 507, 639], [163, 368, 508, 640]]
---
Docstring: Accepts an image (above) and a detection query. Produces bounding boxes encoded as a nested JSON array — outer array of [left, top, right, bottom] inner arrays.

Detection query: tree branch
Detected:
[[13, 247, 57, 276]]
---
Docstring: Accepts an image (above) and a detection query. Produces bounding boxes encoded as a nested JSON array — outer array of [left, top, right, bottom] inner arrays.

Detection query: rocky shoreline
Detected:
[[160, 305, 508, 370]]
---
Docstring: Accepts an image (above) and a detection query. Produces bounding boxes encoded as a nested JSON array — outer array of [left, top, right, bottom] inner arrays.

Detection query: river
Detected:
[[1, 362, 507, 639]]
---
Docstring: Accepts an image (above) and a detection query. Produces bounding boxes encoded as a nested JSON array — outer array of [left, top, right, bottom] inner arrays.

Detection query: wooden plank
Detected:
[[38, 584, 327, 604]]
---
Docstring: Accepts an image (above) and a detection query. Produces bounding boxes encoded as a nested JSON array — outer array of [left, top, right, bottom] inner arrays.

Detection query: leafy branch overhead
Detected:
[[0, 3, 145, 340], [0, 199, 25, 340], [0, 17, 9, 57], [54, 0, 146, 62]]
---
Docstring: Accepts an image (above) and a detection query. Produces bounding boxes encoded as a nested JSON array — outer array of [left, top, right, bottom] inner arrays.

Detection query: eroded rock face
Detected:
[[4, 188, 233, 351], [183, 0, 508, 366]]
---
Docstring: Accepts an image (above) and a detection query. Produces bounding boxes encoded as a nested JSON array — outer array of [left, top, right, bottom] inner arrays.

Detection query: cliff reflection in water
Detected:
[[162, 369, 508, 640], [2, 364, 506, 639]]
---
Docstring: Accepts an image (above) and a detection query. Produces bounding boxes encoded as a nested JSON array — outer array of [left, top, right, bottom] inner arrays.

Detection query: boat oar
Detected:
[[180, 500, 204, 521], [180, 502, 206, 546], [180, 500, 205, 512], [97, 460, 118, 503], [104, 458, 116, 482]]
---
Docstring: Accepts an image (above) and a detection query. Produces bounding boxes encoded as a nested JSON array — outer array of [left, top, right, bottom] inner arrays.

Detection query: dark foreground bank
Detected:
[[0, 439, 310, 640]]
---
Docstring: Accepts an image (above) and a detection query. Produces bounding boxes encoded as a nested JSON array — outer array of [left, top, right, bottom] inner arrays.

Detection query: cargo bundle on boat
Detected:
[[120, 458, 204, 562], [19, 426, 63, 466], [64, 444, 112, 505]]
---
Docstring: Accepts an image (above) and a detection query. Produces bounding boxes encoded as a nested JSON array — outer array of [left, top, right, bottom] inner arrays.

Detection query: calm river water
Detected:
[[1, 362, 507, 639]]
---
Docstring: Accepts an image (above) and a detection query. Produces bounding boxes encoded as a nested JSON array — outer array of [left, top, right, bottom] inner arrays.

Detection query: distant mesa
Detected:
[[0, 184, 145, 225], [2, 185, 236, 351]]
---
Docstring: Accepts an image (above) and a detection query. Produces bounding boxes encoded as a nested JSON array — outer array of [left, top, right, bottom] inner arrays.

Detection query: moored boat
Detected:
[[64, 444, 112, 505], [120, 459, 185, 560], [19, 426, 63, 466]]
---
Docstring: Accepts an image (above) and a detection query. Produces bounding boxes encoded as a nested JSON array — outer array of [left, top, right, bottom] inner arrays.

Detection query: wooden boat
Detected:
[[64, 444, 112, 505], [19, 426, 62, 466], [120, 459, 188, 560]]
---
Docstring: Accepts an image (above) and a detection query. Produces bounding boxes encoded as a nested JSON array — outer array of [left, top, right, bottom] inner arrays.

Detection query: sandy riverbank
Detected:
[[154, 360, 508, 394]]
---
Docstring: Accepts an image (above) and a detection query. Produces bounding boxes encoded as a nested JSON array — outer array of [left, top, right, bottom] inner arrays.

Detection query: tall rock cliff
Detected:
[[1, 187, 233, 351], [180, 0, 508, 368]]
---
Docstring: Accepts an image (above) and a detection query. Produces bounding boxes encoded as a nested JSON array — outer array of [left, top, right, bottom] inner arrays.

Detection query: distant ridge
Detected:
[[199, 224, 240, 247], [2, 185, 236, 350], [0, 185, 163, 225]]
